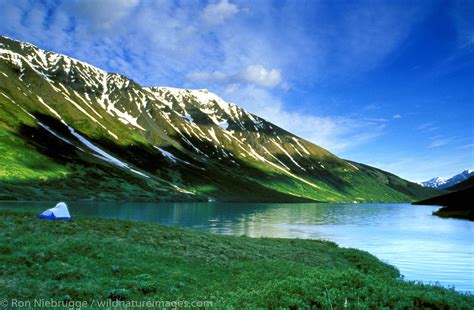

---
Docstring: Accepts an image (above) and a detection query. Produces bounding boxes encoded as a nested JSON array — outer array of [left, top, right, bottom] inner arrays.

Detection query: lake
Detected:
[[1, 201, 472, 292]]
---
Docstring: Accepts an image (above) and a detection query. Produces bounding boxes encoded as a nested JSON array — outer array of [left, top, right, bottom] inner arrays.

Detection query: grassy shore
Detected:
[[0, 210, 472, 308], [433, 207, 474, 221]]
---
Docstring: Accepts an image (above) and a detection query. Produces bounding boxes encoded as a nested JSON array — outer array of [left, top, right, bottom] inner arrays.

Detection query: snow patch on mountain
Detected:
[[271, 139, 306, 171], [36, 96, 62, 120], [113, 108, 145, 130], [67, 125, 149, 178], [149, 86, 243, 131], [154, 146, 178, 163], [291, 137, 310, 155]]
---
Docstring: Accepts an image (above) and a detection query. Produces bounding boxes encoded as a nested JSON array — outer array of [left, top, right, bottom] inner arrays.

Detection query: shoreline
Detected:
[[433, 207, 474, 221], [1, 210, 472, 308]]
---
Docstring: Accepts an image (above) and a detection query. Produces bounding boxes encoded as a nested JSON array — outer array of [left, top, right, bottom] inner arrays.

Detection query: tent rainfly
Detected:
[[37, 202, 72, 220]]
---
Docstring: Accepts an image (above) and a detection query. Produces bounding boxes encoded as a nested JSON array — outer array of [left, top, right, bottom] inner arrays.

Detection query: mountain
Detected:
[[0, 36, 438, 202], [414, 176, 474, 221], [446, 175, 474, 191], [419, 170, 474, 189], [419, 177, 446, 189]]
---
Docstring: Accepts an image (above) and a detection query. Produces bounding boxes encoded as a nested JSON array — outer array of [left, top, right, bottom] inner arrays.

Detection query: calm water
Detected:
[[1, 201, 473, 292]]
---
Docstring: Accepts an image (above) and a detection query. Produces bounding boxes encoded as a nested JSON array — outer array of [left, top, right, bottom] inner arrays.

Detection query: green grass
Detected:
[[0, 210, 472, 308], [0, 127, 71, 182]]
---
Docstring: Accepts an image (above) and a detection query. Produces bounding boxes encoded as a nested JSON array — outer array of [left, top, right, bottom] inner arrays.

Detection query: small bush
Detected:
[[108, 289, 131, 301]]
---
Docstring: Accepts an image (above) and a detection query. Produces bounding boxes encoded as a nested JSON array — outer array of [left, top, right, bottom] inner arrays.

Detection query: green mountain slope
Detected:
[[0, 36, 438, 202]]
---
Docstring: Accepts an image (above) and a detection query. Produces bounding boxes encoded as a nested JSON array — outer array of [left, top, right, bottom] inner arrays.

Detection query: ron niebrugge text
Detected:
[[6, 298, 213, 308]]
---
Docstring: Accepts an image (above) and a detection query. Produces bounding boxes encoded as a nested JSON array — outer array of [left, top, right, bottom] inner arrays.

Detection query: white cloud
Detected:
[[242, 65, 282, 87], [186, 71, 228, 84], [417, 122, 439, 132], [223, 85, 386, 153], [451, 0, 474, 48], [429, 138, 451, 148], [460, 143, 474, 149], [67, 0, 139, 30], [186, 64, 282, 88], [367, 154, 473, 182], [201, 0, 239, 25], [392, 114, 402, 119], [0, 0, 427, 90]]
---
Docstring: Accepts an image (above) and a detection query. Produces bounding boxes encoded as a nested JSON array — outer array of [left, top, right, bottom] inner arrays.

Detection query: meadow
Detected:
[[0, 210, 472, 308]]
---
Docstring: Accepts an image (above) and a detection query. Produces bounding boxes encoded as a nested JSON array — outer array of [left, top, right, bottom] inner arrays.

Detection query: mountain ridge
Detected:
[[0, 36, 438, 202], [419, 170, 474, 189]]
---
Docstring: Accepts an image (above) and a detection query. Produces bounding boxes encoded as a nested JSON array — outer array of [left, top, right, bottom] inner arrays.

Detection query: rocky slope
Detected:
[[0, 36, 437, 202]]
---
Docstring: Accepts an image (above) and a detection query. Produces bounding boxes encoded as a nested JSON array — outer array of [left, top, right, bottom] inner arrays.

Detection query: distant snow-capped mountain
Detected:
[[420, 170, 474, 189]]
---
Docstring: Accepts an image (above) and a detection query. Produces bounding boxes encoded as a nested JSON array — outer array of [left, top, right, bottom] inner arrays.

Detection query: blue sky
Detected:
[[1, 0, 472, 181]]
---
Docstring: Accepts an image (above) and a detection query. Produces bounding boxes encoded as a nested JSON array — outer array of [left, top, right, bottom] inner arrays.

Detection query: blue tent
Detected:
[[37, 202, 72, 220]]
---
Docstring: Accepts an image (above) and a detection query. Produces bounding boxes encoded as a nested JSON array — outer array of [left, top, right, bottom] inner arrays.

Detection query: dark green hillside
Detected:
[[0, 36, 438, 202], [414, 177, 474, 220], [446, 176, 474, 191]]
